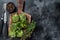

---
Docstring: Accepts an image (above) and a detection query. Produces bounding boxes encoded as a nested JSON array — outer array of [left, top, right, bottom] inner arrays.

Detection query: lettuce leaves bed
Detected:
[[9, 13, 36, 40]]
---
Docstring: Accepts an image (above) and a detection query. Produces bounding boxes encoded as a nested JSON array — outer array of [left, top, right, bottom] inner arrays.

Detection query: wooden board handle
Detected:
[[17, 0, 24, 14]]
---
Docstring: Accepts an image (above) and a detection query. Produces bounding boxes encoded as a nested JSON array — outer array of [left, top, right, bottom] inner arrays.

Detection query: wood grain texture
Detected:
[[17, 0, 24, 14]]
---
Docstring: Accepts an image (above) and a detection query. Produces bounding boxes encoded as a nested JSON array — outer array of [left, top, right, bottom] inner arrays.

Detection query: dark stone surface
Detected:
[[25, 0, 60, 40], [0, 0, 60, 40]]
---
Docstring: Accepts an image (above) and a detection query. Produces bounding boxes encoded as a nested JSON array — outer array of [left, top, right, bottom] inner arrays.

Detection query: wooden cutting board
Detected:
[[8, 0, 31, 36]]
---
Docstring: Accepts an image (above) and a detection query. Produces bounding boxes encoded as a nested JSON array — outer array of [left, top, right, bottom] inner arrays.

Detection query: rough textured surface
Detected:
[[25, 0, 60, 40], [0, 0, 60, 40]]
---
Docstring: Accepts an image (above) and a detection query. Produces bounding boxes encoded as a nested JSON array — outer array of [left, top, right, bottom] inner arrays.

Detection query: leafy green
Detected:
[[26, 20, 36, 33], [9, 31, 16, 37], [12, 14, 19, 22], [10, 22, 20, 31], [9, 13, 36, 39], [19, 14, 26, 23], [17, 30, 23, 37]]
